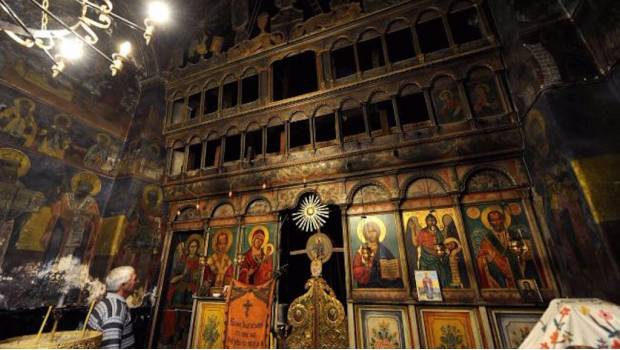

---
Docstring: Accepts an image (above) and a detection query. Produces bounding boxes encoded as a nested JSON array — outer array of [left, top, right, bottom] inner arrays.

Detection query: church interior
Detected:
[[0, 0, 618, 348]]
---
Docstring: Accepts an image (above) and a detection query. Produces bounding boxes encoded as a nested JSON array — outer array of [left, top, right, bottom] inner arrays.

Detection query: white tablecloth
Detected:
[[520, 298, 620, 349]]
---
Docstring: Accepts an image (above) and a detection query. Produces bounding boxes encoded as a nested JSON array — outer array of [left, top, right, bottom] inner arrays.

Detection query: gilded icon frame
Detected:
[[354, 304, 414, 349], [488, 308, 544, 349]]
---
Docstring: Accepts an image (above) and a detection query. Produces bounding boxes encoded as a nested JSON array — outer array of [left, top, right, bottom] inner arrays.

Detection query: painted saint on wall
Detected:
[[349, 214, 404, 289], [84, 133, 120, 173], [114, 184, 164, 288], [37, 114, 72, 159], [0, 98, 37, 147], [40, 171, 101, 265], [238, 224, 275, 285], [204, 228, 237, 289], [463, 202, 544, 289], [403, 208, 469, 289], [0, 148, 45, 270]]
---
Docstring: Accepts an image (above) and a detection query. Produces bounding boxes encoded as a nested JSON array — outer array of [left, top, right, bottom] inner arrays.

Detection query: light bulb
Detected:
[[59, 38, 83, 60], [228, 191, 233, 198], [147, 1, 170, 24], [262, 182, 267, 189], [119, 41, 132, 58]]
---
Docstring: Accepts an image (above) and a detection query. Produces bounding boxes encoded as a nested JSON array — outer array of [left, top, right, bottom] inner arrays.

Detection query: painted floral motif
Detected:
[[439, 325, 465, 349], [369, 321, 400, 349], [203, 314, 220, 348]]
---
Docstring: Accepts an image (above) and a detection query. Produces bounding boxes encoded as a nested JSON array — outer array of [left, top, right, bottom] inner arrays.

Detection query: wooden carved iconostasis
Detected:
[[152, 160, 558, 349]]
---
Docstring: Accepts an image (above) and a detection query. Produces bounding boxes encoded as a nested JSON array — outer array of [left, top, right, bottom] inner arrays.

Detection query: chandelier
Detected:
[[0, 0, 171, 77]]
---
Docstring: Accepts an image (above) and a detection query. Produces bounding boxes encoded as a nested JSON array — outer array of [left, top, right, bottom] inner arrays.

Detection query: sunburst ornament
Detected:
[[292, 194, 329, 232]]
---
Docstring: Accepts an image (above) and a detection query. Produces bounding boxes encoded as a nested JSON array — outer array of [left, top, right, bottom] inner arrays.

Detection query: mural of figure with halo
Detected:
[[37, 114, 72, 159], [0, 97, 37, 147], [40, 171, 102, 265]]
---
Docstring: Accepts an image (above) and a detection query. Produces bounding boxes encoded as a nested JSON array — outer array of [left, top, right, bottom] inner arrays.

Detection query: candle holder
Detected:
[[434, 243, 447, 257], [273, 303, 291, 346], [509, 239, 526, 257]]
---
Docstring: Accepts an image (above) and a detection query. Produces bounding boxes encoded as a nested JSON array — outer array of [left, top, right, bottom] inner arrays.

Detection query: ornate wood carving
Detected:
[[285, 277, 348, 348]]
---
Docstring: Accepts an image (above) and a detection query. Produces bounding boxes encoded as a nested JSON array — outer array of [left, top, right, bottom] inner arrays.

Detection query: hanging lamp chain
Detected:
[[41, 0, 49, 30]]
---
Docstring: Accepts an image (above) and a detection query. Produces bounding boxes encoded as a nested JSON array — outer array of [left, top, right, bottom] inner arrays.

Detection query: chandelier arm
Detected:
[[28, 0, 114, 64], [78, 0, 146, 32], [0, 0, 56, 63]]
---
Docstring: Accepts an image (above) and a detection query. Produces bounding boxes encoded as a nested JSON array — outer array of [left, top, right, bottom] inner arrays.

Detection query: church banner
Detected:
[[224, 279, 275, 349]]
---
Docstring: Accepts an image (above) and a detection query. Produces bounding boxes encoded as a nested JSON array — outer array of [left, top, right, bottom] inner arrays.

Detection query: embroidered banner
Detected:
[[224, 279, 275, 349]]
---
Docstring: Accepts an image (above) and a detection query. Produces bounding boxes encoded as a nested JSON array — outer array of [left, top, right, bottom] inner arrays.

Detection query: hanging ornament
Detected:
[[292, 194, 329, 232]]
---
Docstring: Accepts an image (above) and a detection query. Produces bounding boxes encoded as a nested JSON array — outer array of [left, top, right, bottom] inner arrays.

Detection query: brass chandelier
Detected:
[[0, 0, 170, 77]]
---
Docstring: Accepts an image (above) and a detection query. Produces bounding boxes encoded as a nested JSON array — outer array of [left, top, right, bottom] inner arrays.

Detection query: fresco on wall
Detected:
[[348, 214, 404, 289], [239, 223, 276, 286], [0, 80, 167, 310], [117, 101, 166, 181], [111, 182, 165, 289], [524, 108, 617, 299], [0, 95, 125, 176], [2, 153, 114, 272], [41, 171, 102, 266], [118, 138, 164, 180], [463, 201, 545, 290], [0, 148, 45, 270], [0, 147, 115, 308], [0, 98, 37, 147], [0, 45, 139, 135], [402, 208, 469, 289]]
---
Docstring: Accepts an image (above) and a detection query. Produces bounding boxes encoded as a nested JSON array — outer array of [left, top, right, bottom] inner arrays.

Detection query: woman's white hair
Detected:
[[106, 266, 135, 292]]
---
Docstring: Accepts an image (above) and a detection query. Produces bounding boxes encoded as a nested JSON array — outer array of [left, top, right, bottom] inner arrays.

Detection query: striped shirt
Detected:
[[88, 292, 135, 349]]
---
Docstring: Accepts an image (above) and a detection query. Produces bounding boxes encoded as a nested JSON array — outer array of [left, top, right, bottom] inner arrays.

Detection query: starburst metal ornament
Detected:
[[292, 194, 329, 232]]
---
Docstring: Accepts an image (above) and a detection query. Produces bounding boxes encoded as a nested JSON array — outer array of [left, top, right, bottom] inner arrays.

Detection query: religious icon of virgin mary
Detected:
[[238, 226, 273, 285]]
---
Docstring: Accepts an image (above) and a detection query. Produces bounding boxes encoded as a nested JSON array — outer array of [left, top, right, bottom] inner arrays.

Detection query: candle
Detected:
[[277, 303, 288, 324]]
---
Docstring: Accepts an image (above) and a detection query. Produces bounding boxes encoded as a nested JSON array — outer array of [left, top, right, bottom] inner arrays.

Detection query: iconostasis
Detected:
[[152, 162, 558, 349]]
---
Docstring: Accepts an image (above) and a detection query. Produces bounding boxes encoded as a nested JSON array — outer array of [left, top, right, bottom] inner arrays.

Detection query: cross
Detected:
[[289, 247, 344, 257], [243, 299, 253, 317], [290, 232, 344, 276]]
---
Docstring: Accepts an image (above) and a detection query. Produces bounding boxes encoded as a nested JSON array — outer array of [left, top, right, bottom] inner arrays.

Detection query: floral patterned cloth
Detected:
[[519, 299, 620, 349]]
